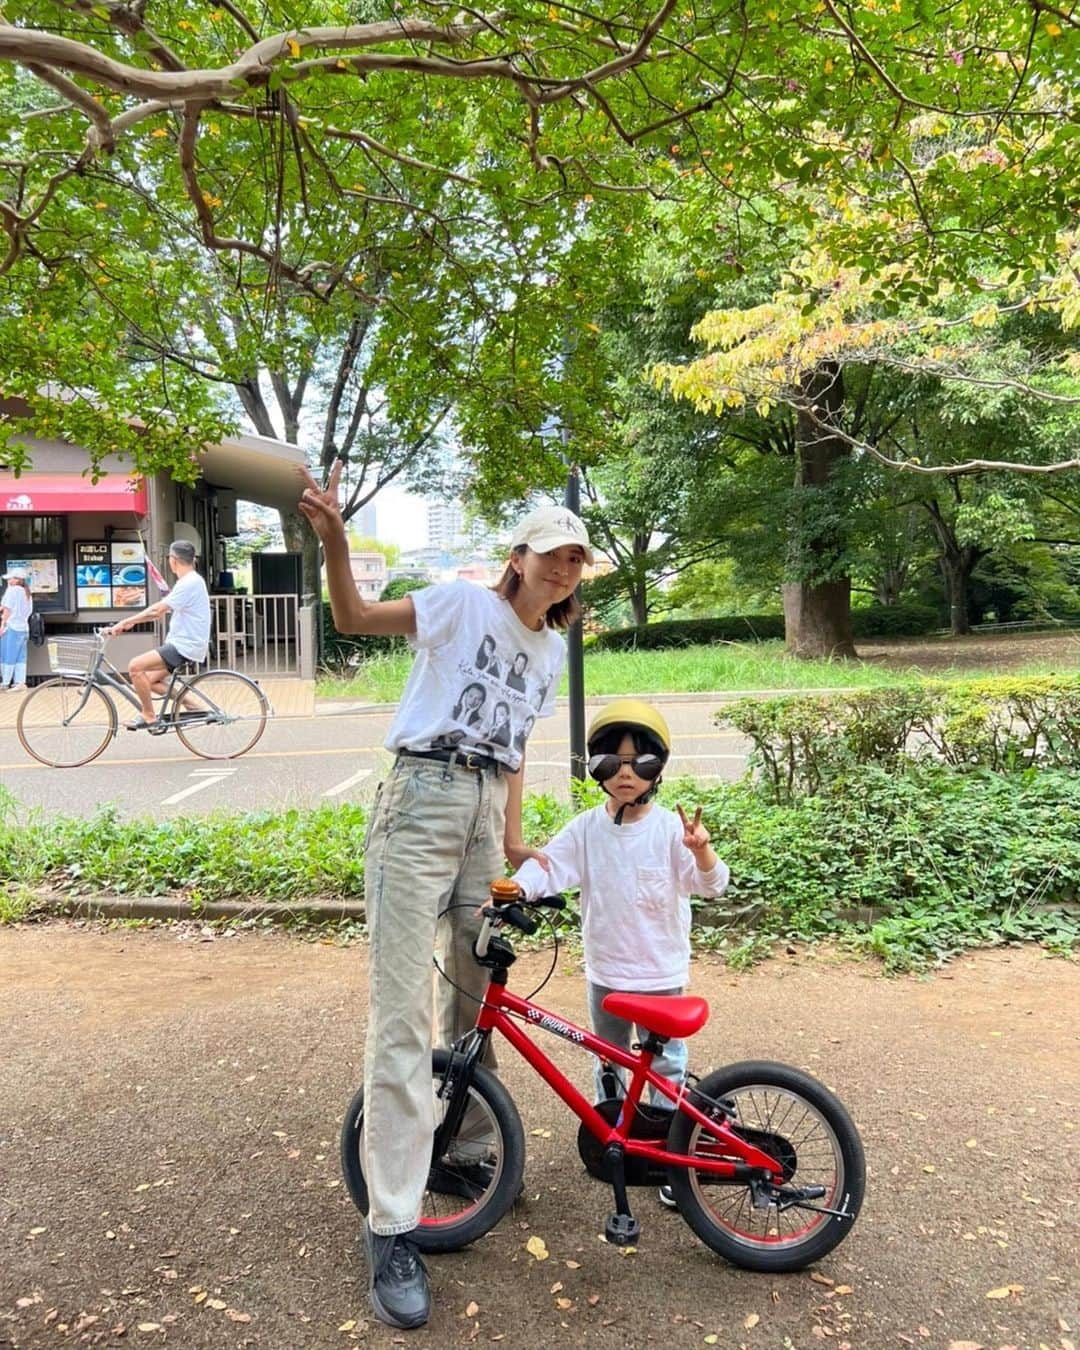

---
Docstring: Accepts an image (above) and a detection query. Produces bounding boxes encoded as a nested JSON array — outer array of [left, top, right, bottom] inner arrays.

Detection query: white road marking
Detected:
[[322, 767, 372, 798], [161, 772, 235, 805]]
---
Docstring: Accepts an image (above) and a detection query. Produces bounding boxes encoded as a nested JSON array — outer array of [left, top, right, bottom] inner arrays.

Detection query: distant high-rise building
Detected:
[[427, 499, 464, 549], [354, 499, 377, 539]]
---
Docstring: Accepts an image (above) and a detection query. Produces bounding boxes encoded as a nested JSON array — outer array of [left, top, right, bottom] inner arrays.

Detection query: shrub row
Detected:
[[588, 602, 939, 652], [4, 766, 1077, 971], [722, 674, 1080, 802]]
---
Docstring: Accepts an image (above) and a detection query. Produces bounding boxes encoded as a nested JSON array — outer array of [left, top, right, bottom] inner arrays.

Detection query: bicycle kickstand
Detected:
[[603, 1145, 641, 1247]]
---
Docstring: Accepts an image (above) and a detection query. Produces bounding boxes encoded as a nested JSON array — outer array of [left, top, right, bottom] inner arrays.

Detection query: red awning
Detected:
[[0, 473, 148, 515]]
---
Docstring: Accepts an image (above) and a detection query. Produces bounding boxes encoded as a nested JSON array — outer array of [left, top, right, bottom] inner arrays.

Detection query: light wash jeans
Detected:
[[587, 981, 688, 1105], [0, 627, 28, 687], [361, 753, 507, 1235]]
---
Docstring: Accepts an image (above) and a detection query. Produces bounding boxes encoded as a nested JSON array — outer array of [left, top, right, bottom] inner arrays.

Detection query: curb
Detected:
[[313, 688, 866, 716], [38, 893, 367, 924]]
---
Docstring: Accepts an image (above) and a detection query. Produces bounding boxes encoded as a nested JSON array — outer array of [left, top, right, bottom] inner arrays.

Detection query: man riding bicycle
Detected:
[[103, 540, 210, 731]]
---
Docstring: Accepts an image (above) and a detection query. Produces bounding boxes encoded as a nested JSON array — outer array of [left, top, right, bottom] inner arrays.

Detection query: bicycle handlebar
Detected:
[[474, 883, 568, 958]]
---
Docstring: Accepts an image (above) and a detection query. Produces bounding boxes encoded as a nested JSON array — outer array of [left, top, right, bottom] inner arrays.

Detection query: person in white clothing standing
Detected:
[[299, 459, 593, 1331], [0, 567, 34, 690], [103, 540, 211, 730], [510, 698, 730, 1209]]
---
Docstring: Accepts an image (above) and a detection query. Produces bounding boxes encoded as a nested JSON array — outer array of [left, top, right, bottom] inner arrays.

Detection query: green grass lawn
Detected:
[[314, 638, 1071, 703]]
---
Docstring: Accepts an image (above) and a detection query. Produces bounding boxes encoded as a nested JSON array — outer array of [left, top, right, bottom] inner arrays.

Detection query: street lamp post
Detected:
[[562, 426, 587, 781]]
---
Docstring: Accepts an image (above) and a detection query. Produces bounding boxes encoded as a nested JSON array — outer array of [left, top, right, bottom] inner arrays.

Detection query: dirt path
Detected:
[[856, 630, 1080, 675], [1, 924, 1077, 1349]]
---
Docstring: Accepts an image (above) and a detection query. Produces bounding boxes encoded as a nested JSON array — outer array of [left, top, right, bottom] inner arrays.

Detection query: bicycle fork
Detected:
[[432, 1031, 490, 1162]]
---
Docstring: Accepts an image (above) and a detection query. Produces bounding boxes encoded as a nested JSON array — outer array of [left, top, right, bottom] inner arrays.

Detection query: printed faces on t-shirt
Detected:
[[441, 628, 543, 763]]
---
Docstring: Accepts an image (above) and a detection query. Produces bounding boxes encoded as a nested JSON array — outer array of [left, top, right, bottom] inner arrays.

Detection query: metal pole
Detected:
[[563, 438, 587, 781]]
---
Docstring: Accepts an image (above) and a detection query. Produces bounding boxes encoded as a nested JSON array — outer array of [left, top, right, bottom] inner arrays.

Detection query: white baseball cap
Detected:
[[511, 505, 593, 563], [2, 567, 28, 580]]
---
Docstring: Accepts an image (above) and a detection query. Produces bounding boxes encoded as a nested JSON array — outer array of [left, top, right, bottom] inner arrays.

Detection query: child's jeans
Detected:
[[361, 753, 508, 1236], [587, 980, 688, 1105]]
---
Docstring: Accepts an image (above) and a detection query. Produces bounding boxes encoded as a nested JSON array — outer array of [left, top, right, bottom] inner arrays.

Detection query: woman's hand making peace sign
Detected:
[[676, 803, 710, 855], [297, 458, 346, 546]]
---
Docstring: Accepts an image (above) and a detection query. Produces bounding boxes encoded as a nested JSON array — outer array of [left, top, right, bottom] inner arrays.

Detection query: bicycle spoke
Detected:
[[174, 672, 268, 759]]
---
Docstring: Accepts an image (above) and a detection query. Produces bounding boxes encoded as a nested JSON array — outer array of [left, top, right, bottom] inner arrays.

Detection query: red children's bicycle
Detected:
[[341, 879, 865, 1272]]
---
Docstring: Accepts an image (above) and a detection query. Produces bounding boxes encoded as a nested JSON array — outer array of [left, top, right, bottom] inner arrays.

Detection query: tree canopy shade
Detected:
[[0, 0, 1076, 537]]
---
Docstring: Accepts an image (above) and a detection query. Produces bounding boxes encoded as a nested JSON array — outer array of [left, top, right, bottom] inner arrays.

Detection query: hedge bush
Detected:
[[4, 769, 1076, 971], [723, 674, 1080, 802], [588, 602, 938, 652], [320, 577, 430, 669]]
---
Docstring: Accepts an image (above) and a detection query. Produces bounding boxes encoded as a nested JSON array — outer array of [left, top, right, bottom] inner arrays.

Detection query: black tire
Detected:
[[340, 1049, 526, 1253], [669, 1060, 864, 1272], [173, 670, 268, 760], [16, 677, 116, 767]]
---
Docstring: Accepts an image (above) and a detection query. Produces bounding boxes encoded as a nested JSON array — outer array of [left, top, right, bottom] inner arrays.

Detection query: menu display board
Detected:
[[76, 541, 148, 610], [4, 556, 59, 595]]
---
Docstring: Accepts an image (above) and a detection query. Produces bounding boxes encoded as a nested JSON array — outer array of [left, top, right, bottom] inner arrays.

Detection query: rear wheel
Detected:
[[16, 678, 116, 768], [173, 671, 268, 760], [669, 1060, 864, 1272], [340, 1049, 526, 1253]]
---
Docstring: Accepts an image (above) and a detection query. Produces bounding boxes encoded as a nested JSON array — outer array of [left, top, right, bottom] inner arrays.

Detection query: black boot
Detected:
[[363, 1225, 431, 1329]]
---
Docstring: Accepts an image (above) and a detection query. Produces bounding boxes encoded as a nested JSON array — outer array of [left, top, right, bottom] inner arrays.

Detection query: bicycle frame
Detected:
[[55, 636, 208, 729], [467, 980, 783, 1182]]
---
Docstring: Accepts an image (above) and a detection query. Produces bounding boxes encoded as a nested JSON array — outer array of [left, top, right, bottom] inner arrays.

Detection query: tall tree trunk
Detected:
[[922, 495, 984, 637], [784, 365, 856, 659], [281, 509, 322, 599]]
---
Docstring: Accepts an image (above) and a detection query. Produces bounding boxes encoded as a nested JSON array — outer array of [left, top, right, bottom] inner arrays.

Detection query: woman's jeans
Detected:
[[587, 981, 688, 1105], [361, 753, 507, 1235], [0, 628, 28, 686]]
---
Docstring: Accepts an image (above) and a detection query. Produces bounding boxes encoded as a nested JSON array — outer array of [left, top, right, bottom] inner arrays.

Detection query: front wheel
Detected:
[[173, 670, 268, 760], [669, 1060, 865, 1273], [340, 1049, 526, 1253], [16, 678, 116, 767]]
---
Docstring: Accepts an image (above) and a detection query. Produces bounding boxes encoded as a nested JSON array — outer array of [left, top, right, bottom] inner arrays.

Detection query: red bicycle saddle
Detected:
[[601, 993, 709, 1040]]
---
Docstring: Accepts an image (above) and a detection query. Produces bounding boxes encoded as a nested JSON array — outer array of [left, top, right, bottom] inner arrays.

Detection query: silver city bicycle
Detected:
[[16, 630, 270, 768]]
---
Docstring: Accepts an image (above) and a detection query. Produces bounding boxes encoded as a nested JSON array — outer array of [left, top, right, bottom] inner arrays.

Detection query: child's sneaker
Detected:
[[658, 1184, 677, 1209]]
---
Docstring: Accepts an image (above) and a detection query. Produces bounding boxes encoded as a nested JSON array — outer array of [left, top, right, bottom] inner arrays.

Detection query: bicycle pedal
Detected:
[[604, 1212, 641, 1246]]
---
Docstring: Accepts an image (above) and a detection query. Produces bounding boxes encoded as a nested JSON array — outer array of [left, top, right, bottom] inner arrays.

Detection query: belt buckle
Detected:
[[461, 751, 482, 771]]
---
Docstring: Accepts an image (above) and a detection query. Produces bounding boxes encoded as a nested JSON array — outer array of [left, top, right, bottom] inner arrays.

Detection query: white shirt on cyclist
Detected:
[[165, 571, 211, 663], [512, 803, 730, 991]]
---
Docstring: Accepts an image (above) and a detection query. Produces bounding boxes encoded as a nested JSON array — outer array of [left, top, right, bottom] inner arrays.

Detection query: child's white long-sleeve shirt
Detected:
[[512, 803, 729, 991]]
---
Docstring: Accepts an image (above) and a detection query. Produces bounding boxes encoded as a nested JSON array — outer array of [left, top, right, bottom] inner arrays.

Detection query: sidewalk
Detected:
[[0, 677, 314, 728]]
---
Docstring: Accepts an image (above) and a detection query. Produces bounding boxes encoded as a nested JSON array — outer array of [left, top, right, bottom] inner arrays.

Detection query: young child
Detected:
[[511, 698, 729, 1206]]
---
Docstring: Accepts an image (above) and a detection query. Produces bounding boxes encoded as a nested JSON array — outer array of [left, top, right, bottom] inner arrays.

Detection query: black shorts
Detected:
[[157, 642, 187, 672]]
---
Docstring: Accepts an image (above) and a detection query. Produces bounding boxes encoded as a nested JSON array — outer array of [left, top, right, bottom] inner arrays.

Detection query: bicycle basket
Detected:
[[47, 638, 99, 674]]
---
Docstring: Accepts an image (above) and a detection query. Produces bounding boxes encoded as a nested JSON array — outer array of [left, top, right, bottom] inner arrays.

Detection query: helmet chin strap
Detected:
[[607, 776, 663, 826]]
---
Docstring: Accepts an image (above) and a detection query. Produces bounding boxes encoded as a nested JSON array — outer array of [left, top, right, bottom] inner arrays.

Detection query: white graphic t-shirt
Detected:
[[385, 580, 565, 771]]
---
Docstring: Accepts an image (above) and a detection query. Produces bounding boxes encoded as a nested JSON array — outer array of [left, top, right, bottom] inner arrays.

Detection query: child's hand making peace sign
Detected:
[[676, 803, 711, 856]]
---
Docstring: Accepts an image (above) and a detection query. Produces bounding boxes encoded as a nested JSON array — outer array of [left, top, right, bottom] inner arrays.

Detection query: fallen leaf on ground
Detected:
[[465, 1301, 479, 1317], [744, 1312, 760, 1329], [809, 1273, 834, 1287], [338, 1319, 356, 1332], [225, 1309, 251, 1322], [525, 1235, 549, 1261], [945, 1341, 983, 1349], [206, 1297, 227, 1310], [565, 1260, 581, 1269], [555, 1298, 572, 1310]]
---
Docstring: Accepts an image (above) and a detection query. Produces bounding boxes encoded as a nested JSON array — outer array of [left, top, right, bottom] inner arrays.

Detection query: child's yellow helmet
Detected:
[[586, 698, 671, 758]]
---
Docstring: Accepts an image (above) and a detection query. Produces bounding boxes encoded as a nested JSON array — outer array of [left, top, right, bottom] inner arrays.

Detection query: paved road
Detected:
[[0, 699, 751, 817], [1, 927, 1076, 1349]]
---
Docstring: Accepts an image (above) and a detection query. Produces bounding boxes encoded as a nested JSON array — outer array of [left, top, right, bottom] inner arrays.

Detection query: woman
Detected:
[[0, 567, 33, 691], [451, 681, 487, 726], [298, 464, 592, 1330]]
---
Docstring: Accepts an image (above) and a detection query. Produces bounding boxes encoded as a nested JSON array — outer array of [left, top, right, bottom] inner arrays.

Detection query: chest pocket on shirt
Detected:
[[636, 866, 670, 912]]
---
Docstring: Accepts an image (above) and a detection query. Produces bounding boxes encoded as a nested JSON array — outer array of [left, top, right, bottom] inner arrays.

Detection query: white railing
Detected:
[[207, 593, 316, 678]]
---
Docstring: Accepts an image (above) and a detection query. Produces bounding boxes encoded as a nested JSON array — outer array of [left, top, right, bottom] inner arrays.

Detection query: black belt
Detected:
[[398, 747, 502, 775]]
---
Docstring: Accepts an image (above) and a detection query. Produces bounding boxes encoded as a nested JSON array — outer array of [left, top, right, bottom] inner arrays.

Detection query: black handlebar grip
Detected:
[[502, 903, 539, 935], [537, 895, 567, 910]]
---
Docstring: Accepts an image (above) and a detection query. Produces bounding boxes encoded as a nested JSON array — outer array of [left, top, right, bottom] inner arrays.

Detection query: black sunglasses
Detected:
[[588, 752, 665, 783]]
